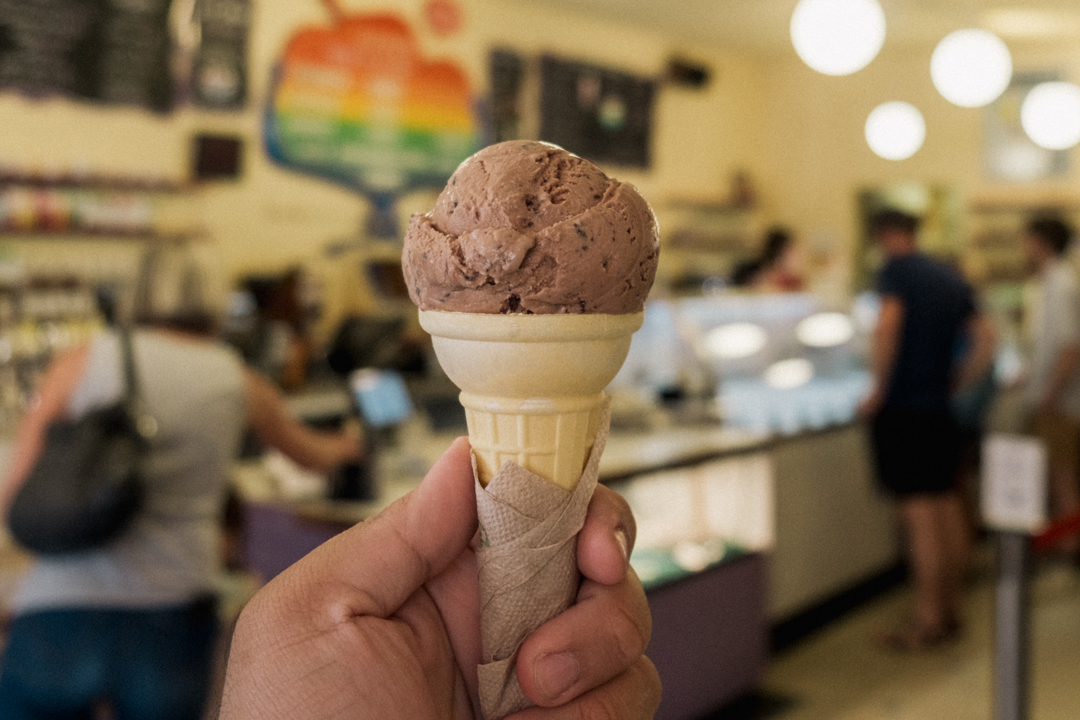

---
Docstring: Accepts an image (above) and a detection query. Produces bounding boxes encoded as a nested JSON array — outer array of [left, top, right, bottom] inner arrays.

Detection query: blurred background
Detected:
[[3, 0, 1080, 718]]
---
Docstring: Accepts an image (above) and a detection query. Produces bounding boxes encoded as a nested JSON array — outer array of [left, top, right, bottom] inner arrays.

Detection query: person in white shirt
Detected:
[[1024, 216, 1080, 556]]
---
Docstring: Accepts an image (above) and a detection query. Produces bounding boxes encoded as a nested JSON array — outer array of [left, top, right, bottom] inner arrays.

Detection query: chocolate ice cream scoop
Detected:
[[402, 141, 659, 314]]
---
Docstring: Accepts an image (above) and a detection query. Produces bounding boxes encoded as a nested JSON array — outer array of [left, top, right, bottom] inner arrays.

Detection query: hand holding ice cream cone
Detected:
[[403, 140, 658, 719]]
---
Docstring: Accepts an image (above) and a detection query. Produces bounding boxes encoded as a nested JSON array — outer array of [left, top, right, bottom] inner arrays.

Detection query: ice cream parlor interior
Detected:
[[3, 1, 1080, 718]]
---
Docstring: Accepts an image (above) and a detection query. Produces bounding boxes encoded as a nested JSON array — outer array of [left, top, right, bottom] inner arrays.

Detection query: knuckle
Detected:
[[575, 658, 661, 720], [609, 601, 648, 667], [637, 656, 663, 714], [576, 694, 623, 720]]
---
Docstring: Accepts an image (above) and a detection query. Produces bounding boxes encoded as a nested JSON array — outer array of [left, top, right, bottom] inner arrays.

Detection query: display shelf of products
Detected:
[[0, 172, 201, 433], [0, 173, 199, 240], [0, 170, 185, 191], [0, 268, 105, 433], [963, 191, 1080, 287]]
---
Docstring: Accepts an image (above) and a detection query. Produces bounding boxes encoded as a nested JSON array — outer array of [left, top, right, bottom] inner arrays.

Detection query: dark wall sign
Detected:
[[539, 55, 655, 169], [0, 0, 250, 112], [193, 0, 248, 109], [0, 0, 173, 112], [489, 48, 524, 143]]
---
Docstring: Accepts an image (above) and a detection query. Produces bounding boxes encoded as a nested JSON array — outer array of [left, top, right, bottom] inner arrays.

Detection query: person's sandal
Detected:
[[878, 617, 961, 652]]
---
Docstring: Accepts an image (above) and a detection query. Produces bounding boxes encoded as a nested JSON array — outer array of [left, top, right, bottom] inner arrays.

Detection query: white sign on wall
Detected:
[[981, 433, 1048, 533]]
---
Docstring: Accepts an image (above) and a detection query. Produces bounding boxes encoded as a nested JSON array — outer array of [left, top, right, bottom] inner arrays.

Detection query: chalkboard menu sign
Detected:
[[0, 0, 173, 112], [539, 55, 655, 169]]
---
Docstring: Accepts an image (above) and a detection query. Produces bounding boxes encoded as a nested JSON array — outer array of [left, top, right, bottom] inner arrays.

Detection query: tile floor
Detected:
[[711, 551, 1080, 720]]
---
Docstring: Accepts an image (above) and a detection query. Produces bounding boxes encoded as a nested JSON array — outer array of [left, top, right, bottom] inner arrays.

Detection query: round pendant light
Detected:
[[930, 29, 1012, 108], [790, 0, 886, 76], [1021, 81, 1080, 150], [865, 102, 926, 160]]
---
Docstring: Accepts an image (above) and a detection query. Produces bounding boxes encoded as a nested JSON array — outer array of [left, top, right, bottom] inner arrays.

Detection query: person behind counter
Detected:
[[859, 208, 996, 651], [0, 244, 362, 719], [729, 226, 804, 292]]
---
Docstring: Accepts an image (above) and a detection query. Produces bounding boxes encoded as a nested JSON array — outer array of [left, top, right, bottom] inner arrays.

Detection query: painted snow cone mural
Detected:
[[265, 9, 480, 236]]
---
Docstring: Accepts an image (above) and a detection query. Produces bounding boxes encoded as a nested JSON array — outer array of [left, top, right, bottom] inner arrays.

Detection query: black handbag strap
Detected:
[[118, 326, 158, 441], [119, 325, 139, 405]]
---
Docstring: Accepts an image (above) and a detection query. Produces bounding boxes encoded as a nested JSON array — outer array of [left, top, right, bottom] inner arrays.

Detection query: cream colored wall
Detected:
[[0, 0, 761, 281], [754, 41, 1080, 290]]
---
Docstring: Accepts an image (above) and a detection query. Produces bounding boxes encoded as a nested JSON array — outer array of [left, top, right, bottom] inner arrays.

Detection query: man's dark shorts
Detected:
[[870, 407, 961, 496]]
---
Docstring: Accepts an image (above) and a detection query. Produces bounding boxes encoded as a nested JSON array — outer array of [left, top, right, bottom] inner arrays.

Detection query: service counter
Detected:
[[236, 415, 899, 719]]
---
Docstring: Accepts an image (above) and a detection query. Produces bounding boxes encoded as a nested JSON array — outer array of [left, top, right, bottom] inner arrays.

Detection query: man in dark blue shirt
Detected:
[[860, 209, 995, 650]]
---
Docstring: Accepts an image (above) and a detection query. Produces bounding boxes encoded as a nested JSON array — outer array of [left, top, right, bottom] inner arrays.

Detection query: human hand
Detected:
[[857, 388, 884, 420], [337, 418, 366, 463], [219, 437, 660, 720]]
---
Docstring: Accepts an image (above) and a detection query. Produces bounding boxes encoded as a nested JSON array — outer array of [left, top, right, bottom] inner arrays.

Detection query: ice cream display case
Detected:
[[609, 290, 898, 659], [613, 292, 875, 435]]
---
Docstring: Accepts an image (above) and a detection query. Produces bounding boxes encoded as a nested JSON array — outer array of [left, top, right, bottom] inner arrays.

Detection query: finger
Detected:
[[577, 484, 636, 586], [424, 544, 482, 709], [508, 656, 661, 720], [516, 568, 651, 707], [281, 436, 477, 619]]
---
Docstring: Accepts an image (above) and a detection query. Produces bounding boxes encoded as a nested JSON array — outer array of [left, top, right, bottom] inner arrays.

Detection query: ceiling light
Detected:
[[931, 29, 1012, 108], [865, 102, 925, 160], [790, 0, 886, 76], [1021, 82, 1080, 150], [764, 358, 815, 390], [705, 323, 768, 360], [796, 312, 856, 348]]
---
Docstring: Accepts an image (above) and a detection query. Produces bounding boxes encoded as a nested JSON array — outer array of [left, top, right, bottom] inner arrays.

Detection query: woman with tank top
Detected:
[[0, 245, 362, 719]]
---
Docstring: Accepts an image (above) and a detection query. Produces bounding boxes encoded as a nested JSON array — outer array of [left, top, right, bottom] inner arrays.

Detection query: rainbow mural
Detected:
[[265, 13, 480, 236]]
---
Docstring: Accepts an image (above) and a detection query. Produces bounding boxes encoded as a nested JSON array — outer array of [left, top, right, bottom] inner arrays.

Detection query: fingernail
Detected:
[[615, 528, 629, 564], [534, 652, 580, 701]]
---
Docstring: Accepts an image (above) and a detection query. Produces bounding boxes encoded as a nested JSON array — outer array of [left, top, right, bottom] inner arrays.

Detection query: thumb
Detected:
[[283, 436, 477, 617]]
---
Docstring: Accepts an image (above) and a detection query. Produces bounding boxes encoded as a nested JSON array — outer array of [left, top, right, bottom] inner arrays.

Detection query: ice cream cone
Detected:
[[419, 310, 643, 490]]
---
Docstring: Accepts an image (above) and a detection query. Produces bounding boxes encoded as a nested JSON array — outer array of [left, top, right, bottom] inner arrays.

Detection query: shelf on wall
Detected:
[[968, 189, 1080, 214], [0, 231, 201, 242], [0, 173, 189, 192]]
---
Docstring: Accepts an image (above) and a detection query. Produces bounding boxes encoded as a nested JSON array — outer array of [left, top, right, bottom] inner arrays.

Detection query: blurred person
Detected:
[[219, 437, 660, 719], [0, 243, 363, 720], [1022, 216, 1080, 557], [756, 226, 804, 292], [859, 209, 996, 650], [728, 227, 803, 292], [728, 257, 764, 289]]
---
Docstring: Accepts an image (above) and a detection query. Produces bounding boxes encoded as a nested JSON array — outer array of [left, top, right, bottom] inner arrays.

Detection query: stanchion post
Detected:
[[981, 434, 1047, 720], [994, 531, 1030, 720]]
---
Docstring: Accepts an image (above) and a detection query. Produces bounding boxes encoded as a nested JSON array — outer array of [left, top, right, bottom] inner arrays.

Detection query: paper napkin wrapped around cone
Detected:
[[474, 401, 610, 720]]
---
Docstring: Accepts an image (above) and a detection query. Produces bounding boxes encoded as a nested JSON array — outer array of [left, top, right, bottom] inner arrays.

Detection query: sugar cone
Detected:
[[418, 310, 643, 489]]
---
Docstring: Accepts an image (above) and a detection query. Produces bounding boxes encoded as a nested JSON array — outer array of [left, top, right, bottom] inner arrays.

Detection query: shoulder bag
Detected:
[[7, 327, 158, 555]]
